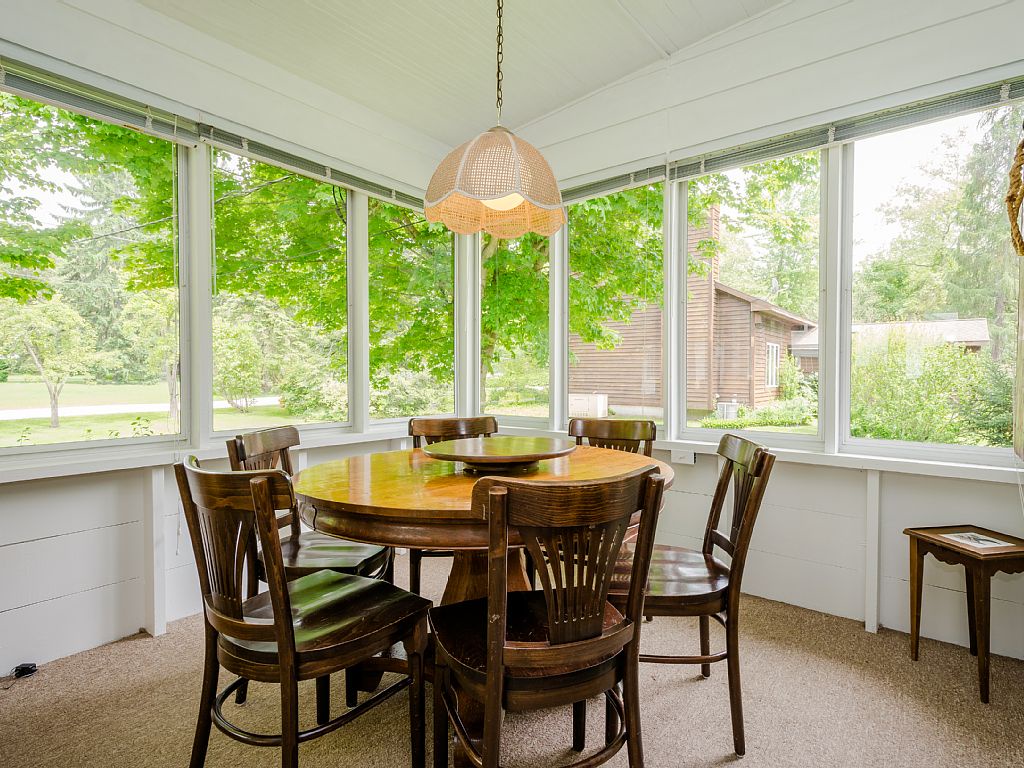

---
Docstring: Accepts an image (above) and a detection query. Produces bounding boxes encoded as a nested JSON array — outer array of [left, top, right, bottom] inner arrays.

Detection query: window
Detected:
[[0, 92, 180, 448], [686, 151, 821, 434], [568, 183, 663, 423], [481, 234, 550, 418], [368, 199, 454, 419], [211, 151, 348, 432], [766, 343, 780, 388], [848, 104, 1021, 447]]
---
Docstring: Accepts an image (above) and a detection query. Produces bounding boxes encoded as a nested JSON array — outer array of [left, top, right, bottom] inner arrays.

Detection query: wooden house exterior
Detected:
[[568, 205, 816, 418]]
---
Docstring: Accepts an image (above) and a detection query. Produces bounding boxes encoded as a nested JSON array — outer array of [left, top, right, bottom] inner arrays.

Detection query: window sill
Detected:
[[0, 425, 410, 485], [497, 425, 1024, 484]]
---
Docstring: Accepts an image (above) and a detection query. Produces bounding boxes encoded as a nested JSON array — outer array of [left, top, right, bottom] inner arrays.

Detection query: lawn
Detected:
[[0, 379, 170, 409], [0, 405, 310, 448]]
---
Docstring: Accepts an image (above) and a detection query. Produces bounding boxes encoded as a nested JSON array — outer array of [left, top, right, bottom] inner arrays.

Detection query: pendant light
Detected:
[[424, 0, 565, 238]]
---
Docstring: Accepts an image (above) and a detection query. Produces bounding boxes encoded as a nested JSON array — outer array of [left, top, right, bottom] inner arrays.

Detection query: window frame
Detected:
[[0, 105, 190, 457], [676, 148, 829, 452], [765, 343, 781, 388]]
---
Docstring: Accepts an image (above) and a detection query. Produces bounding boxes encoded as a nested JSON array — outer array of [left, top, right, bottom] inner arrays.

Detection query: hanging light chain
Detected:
[[496, 0, 504, 124]]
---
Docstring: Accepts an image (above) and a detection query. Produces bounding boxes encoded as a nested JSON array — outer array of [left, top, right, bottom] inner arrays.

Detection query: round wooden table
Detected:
[[294, 444, 674, 604]]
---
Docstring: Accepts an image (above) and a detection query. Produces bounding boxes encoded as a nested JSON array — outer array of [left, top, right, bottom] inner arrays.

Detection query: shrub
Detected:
[[279, 362, 348, 422], [699, 397, 814, 429]]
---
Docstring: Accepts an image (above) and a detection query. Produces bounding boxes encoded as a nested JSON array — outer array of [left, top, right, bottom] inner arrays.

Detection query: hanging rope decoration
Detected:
[[1009, 120, 1024, 258]]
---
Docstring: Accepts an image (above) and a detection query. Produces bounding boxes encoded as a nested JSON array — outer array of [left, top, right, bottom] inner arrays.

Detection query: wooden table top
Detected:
[[904, 525, 1024, 560], [294, 445, 674, 523], [421, 435, 576, 465]]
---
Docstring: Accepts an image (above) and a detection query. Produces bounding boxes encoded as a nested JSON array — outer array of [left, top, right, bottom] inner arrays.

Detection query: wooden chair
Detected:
[[430, 465, 667, 768], [175, 456, 430, 768], [406, 416, 498, 595], [609, 434, 776, 756], [227, 426, 393, 583], [568, 417, 657, 456]]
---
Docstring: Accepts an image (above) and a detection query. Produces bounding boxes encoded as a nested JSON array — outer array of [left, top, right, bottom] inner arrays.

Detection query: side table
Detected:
[[904, 525, 1024, 703]]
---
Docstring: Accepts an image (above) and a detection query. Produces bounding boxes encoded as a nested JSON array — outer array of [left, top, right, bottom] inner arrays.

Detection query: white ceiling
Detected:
[[135, 0, 785, 147]]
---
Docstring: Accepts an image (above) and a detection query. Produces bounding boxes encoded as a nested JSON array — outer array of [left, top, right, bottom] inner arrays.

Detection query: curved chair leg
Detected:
[[315, 675, 331, 725], [234, 679, 249, 705], [345, 669, 359, 708], [409, 549, 423, 595], [404, 623, 427, 768], [572, 700, 586, 752], [726, 617, 745, 756], [383, 548, 396, 584], [699, 615, 711, 679], [190, 634, 219, 768], [433, 663, 449, 768], [281, 677, 300, 768], [605, 686, 619, 746], [623, 653, 644, 767]]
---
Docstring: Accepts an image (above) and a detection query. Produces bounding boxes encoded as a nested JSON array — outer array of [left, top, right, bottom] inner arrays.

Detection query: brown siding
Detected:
[[712, 290, 751, 407], [568, 304, 662, 409], [753, 316, 791, 407]]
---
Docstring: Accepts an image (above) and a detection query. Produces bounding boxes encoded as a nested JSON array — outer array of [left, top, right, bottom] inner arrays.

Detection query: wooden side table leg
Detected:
[[970, 567, 991, 704], [909, 537, 924, 661], [965, 568, 978, 657]]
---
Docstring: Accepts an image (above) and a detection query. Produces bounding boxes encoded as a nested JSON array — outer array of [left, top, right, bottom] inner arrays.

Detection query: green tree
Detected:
[[212, 318, 264, 411], [0, 296, 98, 426], [120, 289, 180, 428]]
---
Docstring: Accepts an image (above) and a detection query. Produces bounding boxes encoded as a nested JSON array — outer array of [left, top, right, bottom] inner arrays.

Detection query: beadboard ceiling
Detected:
[[134, 0, 785, 147]]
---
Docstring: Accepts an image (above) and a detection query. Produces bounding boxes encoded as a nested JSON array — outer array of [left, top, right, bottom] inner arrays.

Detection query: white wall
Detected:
[[0, 0, 448, 196], [656, 451, 1024, 660], [521, 0, 1024, 187], [0, 438, 403, 672]]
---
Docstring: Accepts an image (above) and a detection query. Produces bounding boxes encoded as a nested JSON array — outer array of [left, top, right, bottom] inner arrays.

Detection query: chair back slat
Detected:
[[408, 416, 498, 448], [702, 434, 776, 603], [226, 426, 300, 532], [175, 456, 294, 645], [567, 418, 656, 456], [474, 466, 663, 647]]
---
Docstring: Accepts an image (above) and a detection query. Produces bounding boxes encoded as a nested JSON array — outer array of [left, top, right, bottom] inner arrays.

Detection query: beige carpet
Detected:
[[2, 554, 1023, 768]]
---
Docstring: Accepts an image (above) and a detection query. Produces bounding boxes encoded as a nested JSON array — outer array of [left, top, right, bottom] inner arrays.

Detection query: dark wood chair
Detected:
[[175, 456, 430, 768], [568, 417, 657, 456], [407, 416, 498, 595], [430, 465, 667, 768], [227, 426, 393, 583], [609, 434, 776, 756]]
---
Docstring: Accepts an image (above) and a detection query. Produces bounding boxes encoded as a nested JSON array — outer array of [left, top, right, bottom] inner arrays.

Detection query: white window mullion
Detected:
[[347, 190, 370, 433], [821, 144, 846, 455], [549, 225, 569, 431], [180, 142, 213, 451], [664, 180, 686, 440], [454, 233, 482, 418]]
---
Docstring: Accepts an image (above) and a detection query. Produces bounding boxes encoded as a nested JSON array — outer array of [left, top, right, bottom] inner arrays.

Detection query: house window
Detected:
[[481, 234, 550, 419], [685, 151, 821, 434], [0, 92, 181, 448], [847, 103, 1021, 448], [568, 183, 663, 423], [766, 343, 780, 388], [368, 199, 454, 419], [211, 150, 348, 431]]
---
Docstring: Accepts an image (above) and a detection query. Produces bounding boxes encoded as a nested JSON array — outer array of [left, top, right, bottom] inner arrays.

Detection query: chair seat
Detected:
[[257, 531, 390, 579], [221, 570, 430, 673], [611, 543, 730, 608], [429, 591, 624, 685]]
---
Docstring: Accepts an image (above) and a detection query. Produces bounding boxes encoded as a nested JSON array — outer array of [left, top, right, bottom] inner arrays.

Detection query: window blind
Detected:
[[561, 163, 666, 204], [0, 56, 200, 145], [0, 55, 423, 210], [669, 75, 1024, 180]]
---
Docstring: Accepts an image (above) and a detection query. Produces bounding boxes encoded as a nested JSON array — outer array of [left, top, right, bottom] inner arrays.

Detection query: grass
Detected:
[[0, 380, 170, 409], [0, 405, 315, 448]]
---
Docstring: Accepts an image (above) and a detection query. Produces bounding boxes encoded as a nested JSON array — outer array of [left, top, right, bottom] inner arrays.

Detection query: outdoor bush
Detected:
[[212, 318, 263, 411], [848, 334, 1007, 445], [778, 353, 803, 400], [699, 396, 814, 429], [278, 361, 348, 422]]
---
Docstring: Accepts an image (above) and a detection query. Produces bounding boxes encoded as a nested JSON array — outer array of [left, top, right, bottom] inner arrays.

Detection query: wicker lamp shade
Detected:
[[424, 126, 566, 238]]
